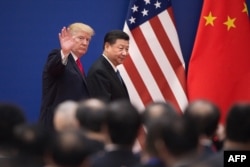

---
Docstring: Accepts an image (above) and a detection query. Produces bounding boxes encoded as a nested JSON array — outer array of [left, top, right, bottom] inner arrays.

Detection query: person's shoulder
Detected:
[[193, 151, 223, 167], [93, 55, 106, 64], [88, 56, 107, 72], [47, 48, 61, 58], [89, 150, 107, 165]]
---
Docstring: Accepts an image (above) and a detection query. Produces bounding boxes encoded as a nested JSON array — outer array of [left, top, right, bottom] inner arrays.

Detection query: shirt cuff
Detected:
[[61, 50, 68, 65]]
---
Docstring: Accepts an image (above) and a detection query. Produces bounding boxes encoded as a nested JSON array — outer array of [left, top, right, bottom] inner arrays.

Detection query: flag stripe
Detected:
[[152, 11, 188, 111], [122, 54, 153, 106], [123, 24, 167, 104], [154, 13, 186, 91], [159, 9, 184, 65], [118, 65, 145, 111], [131, 23, 182, 112], [149, 13, 187, 109]]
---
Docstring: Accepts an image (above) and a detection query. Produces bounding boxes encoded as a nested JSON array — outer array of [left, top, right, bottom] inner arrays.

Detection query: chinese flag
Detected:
[[187, 0, 250, 123]]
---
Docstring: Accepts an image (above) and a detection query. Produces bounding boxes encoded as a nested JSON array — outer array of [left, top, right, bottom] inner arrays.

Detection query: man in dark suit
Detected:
[[195, 102, 250, 167], [183, 99, 221, 160], [39, 22, 94, 130], [76, 98, 108, 154], [136, 101, 179, 167], [90, 99, 141, 167], [87, 30, 130, 102]]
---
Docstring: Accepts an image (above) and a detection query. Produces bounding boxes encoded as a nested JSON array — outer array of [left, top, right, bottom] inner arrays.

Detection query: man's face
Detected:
[[71, 30, 92, 57], [105, 39, 129, 66]]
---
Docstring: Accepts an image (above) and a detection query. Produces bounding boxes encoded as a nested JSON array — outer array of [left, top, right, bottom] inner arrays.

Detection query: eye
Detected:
[[86, 38, 90, 42]]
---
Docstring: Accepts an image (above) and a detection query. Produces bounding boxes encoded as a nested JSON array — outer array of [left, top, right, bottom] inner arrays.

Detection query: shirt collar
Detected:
[[102, 54, 117, 72], [71, 52, 79, 61]]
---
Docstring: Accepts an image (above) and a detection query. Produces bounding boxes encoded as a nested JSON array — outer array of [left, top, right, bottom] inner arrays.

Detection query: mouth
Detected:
[[80, 47, 87, 51]]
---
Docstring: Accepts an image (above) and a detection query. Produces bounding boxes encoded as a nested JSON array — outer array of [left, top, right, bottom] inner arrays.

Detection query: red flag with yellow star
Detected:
[[187, 0, 250, 123]]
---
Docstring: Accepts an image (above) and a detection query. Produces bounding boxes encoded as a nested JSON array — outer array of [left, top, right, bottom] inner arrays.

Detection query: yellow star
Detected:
[[242, 2, 249, 16], [204, 11, 217, 26], [223, 16, 236, 31]]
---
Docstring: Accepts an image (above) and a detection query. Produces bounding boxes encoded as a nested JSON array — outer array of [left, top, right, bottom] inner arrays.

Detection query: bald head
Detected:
[[186, 100, 218, 116], [76, 98, 107, 132], [79, 98, 106, 111], [184, 99, 220, 137], [143, 101, 178, 129], [53, 100, 79, 132]]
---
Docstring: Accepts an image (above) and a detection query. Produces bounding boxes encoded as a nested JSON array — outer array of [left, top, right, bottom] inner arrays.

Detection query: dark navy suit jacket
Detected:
[[90, 148, 140, 167], [39, 49, 89, 129], [87, 55, 129, 102]]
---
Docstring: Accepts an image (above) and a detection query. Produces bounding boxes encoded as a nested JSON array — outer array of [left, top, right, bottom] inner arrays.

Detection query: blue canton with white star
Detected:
[[126, 0, 172, 30]]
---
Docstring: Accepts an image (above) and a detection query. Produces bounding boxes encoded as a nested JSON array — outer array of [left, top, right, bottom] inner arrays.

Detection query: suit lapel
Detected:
[[101, 57, 129, 97], [68, 55, 88, 85]]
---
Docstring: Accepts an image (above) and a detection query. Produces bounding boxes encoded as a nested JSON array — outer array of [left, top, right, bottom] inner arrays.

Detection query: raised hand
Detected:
[[58, 27, 76, 56]]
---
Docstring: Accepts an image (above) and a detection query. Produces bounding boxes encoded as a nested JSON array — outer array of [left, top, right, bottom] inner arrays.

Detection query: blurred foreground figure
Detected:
[[46, 130, 94, 167], [90, 99, 141, 167], [197, 102, 250, 167], [76, 98, 108, 154], [53, 100, 79, 132], [183, 99, 221, 160], [0, 102, 26, 164], [136, 101, 179, 167]]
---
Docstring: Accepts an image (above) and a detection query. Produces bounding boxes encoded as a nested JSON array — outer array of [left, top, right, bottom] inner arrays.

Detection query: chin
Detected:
[[80, 51, 87, 55]]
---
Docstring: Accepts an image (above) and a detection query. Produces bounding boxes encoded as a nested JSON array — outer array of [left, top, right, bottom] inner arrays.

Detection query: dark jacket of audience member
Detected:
[[76, 98, 108, 154], [90, 99, 141, 167]]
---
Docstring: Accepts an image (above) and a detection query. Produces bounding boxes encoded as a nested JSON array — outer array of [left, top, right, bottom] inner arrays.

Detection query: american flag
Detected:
[[118, 0, 188, 113]]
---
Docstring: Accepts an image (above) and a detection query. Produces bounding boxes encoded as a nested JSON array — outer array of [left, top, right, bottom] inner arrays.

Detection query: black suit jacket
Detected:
[[87, 55, 129, 102], [39, 49, 89, 129], [90, 148, 140, 167]]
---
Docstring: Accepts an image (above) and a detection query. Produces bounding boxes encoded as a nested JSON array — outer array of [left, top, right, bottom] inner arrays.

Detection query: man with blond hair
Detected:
[[39, 22, 94, 130]]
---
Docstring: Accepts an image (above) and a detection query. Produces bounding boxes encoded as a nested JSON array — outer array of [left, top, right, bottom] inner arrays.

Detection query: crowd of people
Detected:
[[1, 98, 250, 167]]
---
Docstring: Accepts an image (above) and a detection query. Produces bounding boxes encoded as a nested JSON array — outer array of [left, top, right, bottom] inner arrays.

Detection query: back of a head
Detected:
[[11, 123, 51, 167], [76, 98, 107, 132], [106, 99, 141, 146], [226, 102, 250, 143], [142, 101, 179, 156], [158, 116, 199, 157], [49, 130, 93, 167], [184, 99, 220, 137], [0, 103, 26, 145], [53, 100, 79, 132], [13, 123, 51, 156], [143, 101, 178, 129]]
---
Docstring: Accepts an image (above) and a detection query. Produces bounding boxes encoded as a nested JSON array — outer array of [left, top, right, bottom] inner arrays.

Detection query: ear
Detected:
[[104, 42, 110, 50]]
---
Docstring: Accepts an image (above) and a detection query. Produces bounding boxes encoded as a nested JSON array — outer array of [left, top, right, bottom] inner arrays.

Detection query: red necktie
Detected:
[[76, 59, 84, 74]]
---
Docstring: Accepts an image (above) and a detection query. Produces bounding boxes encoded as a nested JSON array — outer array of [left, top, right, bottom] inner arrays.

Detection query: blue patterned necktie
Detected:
[[116, 70, 124, 84]]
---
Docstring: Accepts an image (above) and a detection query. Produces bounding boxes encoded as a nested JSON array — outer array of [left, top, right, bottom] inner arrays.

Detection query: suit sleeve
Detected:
[[46, 49, 66, 76]]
